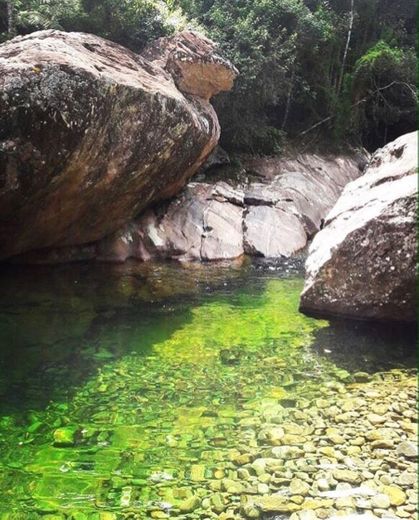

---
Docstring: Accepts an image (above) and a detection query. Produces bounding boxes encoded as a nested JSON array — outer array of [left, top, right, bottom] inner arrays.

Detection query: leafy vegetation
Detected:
[[0, 0, 416, 152]]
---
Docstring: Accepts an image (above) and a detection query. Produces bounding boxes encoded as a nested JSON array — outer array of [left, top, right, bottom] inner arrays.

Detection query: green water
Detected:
[[0, 260, 415, 518]]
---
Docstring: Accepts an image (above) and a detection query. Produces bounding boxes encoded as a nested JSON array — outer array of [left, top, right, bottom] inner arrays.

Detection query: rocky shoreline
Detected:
[[146, 370, 417, 520]]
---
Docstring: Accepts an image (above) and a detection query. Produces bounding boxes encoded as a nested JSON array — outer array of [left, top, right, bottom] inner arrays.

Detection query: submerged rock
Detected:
[[53, 426, 78, 446], [300, 131, 417, 322], [0, 30, 237, 261]]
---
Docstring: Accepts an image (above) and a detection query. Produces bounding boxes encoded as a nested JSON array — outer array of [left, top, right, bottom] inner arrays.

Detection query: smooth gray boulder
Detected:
[[300, 131, 417, 322]]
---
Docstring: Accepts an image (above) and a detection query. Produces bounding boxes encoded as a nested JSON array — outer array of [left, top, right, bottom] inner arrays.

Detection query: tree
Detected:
[[337, 0, 354, 95], [348, 41, 416, 148], [0, 0, 415, 152], [6, 0, 15, 36]]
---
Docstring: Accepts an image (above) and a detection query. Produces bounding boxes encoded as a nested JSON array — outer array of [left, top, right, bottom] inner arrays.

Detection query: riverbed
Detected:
[[0, 260, 416, 518]]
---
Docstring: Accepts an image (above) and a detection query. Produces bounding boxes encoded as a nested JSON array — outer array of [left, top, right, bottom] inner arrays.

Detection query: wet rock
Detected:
[[241, 499, 261, 518], [257, 483, 270, 495], [398, 471, 416, 486], [179, 495, 201, 513], [335, 496, 355, 509], [316, 479, 331, 492], [190, 464, 206, 481], [0, 30, 237, 261], [371, 440, 394, 449], [353, 372, 372, 383], [92, 153, 362, 263], [101, 183, 245, 262], [256, 494, 301, 513], [222, 478, 244, 494], [382, 485, 407, 506], [53, 426, 77, 446], [300, 131, 417, 322], [301, 498, 334, 510], [332, 469, 361, 485], [290, 478, 311, 496], [371, 494, 391, 509], [272, 446, 304, 459], [262, 426, 285, 446], [211, 493, 227, 513], [243, 206, 307, 258], [367, 414, 387, 425]]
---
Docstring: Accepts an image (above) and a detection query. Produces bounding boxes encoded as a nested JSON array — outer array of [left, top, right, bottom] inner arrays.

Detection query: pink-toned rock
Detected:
[[143, 30, 238, 100], [95, 152, 363, 263], [98, 183, 245, 262], [0, 29, 237, 260], [243, 206, 307, 258]]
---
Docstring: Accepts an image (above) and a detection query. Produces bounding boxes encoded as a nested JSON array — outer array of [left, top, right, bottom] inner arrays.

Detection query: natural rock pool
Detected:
[[0, 260, 416, 519]]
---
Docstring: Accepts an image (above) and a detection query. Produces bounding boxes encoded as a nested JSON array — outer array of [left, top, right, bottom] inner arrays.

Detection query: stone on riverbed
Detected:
[[178, 495, 201, 513], [290, 478, 311, 496], [382, 485, 407, 506], [396, 441, 418, 458], [256, 494, 302, 513], [53, 426, 78, 446], [332, 469, 362, 485]]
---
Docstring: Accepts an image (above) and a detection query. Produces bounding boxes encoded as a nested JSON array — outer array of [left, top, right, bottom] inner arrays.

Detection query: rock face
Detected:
[[0, 30, 237, 261], [142, 31, 238, 101], [87, 153, 362, 263], [300, 131, 417, 322]]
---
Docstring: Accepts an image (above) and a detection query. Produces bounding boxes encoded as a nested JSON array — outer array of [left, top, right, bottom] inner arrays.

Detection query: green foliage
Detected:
[[12, 0, 84, 32], [354, 40, 404, 69], [345, 41, 416, 147], [78, 0, 173, 51], [0, 0, 179, 50], [175, 0, 416, 151], [0, 0, 416, 151], [202, 0, 330, 152]]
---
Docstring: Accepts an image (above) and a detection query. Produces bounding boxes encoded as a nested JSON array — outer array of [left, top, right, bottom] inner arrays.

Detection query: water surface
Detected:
[[0, 260, 415, 517]]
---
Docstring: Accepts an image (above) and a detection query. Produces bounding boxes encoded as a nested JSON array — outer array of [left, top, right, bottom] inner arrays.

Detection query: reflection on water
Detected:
[[311, 320, 417, 373], [0, 259, 415, 516]]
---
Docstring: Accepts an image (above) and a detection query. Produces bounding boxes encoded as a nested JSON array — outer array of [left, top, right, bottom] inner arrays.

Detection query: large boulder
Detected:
[[0, 30, 237, 261], [300, 132, 417, 322]]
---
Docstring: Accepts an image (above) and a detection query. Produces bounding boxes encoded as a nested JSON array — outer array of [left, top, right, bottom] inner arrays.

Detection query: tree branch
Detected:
[[298, 81, 416, 137]]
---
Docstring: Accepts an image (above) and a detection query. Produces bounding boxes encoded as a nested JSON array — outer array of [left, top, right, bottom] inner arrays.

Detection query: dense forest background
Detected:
[[0, 0, 416, 153]]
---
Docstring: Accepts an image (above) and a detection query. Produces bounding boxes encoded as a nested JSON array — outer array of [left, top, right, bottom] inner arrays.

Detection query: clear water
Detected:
[[0, 260, 415, 517]]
